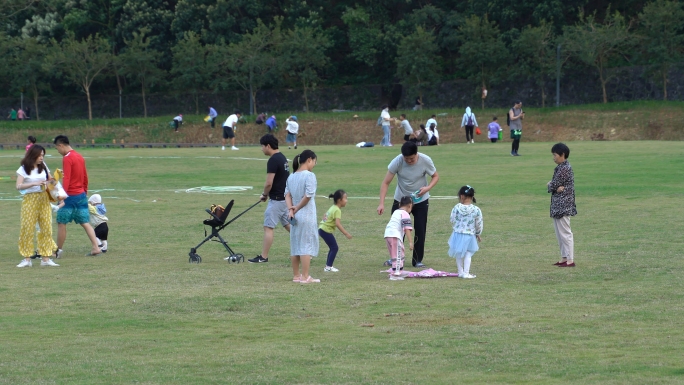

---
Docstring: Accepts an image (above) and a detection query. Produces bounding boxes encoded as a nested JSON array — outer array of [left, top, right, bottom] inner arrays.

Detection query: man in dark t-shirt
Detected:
[[248, 134, 291, 263]]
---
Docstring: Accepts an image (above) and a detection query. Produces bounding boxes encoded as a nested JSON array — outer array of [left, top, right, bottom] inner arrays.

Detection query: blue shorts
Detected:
[[57, 193, 90, 224], [286, 132, 297, 143]]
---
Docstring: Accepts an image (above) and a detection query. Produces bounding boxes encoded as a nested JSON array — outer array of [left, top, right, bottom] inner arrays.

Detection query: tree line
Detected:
[[1, 0, 683, 120]]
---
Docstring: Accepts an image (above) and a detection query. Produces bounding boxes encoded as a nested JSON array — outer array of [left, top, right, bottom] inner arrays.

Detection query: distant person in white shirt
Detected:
[[222, 110, 242, 150], [172, 114, 183, 133], [425, 115, 438, 131], [208, 107, 218, 128], [285, 116, 299, 149]]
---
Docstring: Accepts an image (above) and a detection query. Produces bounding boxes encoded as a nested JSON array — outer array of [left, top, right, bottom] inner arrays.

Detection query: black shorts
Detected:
[[94, 222, 109, 240], [223, 126, 235, 139]]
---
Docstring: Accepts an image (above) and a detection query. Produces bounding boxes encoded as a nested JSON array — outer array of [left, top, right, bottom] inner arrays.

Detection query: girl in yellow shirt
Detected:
[[318, 189, 352, 272]]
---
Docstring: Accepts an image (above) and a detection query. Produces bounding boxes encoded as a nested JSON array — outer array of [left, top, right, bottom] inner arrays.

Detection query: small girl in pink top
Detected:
[[26, 136, 36, 152], [384, 196, 413, 280]]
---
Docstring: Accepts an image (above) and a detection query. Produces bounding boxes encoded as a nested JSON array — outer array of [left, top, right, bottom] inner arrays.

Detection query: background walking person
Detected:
[[461, 107, 478, 144]]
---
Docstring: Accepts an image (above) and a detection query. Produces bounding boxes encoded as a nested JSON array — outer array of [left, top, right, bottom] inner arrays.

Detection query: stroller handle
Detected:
[[223, 200, 262, 227]]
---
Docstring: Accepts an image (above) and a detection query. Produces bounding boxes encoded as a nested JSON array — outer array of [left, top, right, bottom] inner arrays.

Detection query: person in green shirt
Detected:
[[318, 189, 352, 272], [8, 107, 17, 121]]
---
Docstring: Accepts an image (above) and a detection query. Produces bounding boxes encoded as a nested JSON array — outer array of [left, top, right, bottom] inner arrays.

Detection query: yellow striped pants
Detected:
[[18, 192, 57, 258]]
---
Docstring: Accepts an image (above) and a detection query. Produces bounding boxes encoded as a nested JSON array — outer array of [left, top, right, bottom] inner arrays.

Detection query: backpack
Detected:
[[467, 114, 473, 126], [506, 109, 512, 126], [377, 115, 383, 126]]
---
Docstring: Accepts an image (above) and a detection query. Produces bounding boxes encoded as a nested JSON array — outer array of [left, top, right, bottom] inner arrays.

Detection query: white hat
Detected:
[[89, 194, 102, 204]]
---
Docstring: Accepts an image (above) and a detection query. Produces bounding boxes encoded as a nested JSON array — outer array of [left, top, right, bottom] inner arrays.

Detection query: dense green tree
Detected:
[[171, 31, 212, 114], [511, 22, 557, 107], [211, 19, 282, 115], [119, 29, 166, 117], [562, 9, 634, 103], [44, 33, 111, 120], [280, 26, 331, 112], [8, 37, 52, 120], [341, 5, 401, 82], [638, 0, 684, 100], [116, 0, 173, 53], [60, 0, 124, 43], [395, 27, 441, 106], [457, 14, 509, 109]]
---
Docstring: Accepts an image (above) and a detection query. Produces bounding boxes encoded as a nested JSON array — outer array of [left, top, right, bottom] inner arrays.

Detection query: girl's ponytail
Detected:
[[292, 154, 301, 172], [329, 189, 346, 204]]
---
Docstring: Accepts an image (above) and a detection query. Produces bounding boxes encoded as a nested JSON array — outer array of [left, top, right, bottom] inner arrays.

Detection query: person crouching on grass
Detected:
[[548, 143, 577, 267], [318, 189, 352, 273], [384, 196, 413, 281], [448, 186, 483, 278], [88, 194, 109, 253]]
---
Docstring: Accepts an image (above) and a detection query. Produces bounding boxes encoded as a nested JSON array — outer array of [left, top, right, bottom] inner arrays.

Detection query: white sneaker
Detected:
[[17, 259, 32, 268], [389, 274, 404, 281], [461, 273, 476, 279], [55, 249, 63, 259], [231, 146, 239, 150], [222, 146, 225, 151], [41, 259, 60, 267], [324, 266, 339, 272]]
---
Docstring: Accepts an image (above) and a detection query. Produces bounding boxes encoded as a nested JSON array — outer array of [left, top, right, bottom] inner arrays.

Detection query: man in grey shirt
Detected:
[[377, 141, 440, 267]]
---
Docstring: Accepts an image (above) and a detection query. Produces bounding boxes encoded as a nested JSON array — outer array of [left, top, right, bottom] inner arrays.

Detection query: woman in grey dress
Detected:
[[285, 150, 320, 283]]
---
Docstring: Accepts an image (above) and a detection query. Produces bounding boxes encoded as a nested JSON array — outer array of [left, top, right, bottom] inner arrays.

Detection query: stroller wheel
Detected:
[[189, 252, 202, 263], [226, 254, 244, 264]]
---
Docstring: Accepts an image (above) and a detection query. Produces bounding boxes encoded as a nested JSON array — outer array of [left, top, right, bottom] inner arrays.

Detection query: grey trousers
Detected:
[[553, 216, 574, 261]]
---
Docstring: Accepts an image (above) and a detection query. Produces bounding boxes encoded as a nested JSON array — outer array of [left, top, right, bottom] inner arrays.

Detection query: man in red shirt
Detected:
[[53, 135, 101, 257]]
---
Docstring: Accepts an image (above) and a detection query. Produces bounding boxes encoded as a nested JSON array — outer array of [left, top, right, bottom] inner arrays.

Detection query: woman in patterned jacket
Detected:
[[548, 143, 577, 267]]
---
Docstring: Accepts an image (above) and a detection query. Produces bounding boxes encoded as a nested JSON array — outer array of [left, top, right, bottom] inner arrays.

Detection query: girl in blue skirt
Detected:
[[448, 185, 483, 278]]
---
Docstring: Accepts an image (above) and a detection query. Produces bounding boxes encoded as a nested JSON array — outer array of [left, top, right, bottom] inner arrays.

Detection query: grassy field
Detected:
[[1, 141, 683, 384], [1, 101, 683, 146]]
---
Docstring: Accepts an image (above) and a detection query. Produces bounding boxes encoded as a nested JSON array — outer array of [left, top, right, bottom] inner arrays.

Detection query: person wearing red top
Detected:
[[53, 135, 101, 257]]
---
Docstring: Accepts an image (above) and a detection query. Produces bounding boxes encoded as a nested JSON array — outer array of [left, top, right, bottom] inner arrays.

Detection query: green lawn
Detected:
[[1, 141, 683, 384]]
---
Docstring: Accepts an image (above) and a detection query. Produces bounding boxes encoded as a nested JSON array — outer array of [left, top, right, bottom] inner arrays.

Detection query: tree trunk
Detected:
[[598, 60, 607, 104], [251, 90, 258, 116], [116, 72, 123, 119], [303, 80, 309, 112], [194, 93, 199, 114], [86, 87, 93, 120], [31, 83, 40, 121], [142, 80, 147, 118], [541, 86, 546, 108], [663, 70, 668, 101], [601, 77, 607, 104]]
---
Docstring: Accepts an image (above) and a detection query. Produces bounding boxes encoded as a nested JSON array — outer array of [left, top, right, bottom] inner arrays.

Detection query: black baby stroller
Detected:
[[188, 199, 261, 263]]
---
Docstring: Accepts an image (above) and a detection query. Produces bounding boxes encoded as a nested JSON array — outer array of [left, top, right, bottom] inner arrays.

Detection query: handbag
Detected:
[[475, 127, 481, 135], [209, 204, 225, 220]]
